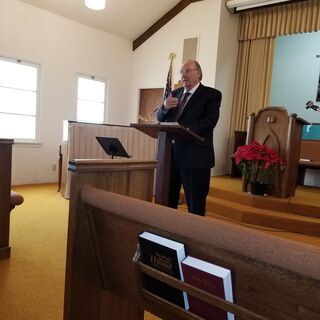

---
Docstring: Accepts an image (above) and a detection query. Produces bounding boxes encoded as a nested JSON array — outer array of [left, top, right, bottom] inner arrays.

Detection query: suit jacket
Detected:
[[157, 83, 221, 169]]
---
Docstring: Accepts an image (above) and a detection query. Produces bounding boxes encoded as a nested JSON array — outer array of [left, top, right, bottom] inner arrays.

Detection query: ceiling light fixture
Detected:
[[85, 0, 105, 10]]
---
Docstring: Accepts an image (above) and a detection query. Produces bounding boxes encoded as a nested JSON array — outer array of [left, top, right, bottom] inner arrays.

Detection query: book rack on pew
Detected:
[[134, 250, 261, 320]]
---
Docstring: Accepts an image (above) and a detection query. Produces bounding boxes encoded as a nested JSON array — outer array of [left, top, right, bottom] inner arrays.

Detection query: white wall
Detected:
[[0, 0, 132, 185], [213, 2, 239, 175], [131, 0, 239, 175]]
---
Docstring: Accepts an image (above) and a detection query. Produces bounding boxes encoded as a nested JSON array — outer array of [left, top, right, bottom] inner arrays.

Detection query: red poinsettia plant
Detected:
[[234, 141, 285, 183]]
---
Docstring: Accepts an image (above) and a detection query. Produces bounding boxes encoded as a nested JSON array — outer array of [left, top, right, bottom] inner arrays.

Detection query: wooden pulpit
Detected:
[[245, 107, 308, 197], [130, 123, 203, 206]]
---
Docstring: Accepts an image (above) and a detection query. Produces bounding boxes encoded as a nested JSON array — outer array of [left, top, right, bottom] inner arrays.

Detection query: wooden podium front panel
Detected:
[[68, 159, 156, 202], [246, 107, 308, 197], [64, 159, 156, 320], [249, 108, 288, 154]]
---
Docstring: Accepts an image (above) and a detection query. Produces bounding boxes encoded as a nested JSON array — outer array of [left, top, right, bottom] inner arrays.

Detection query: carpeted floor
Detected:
[[0, 184, 160, 320], [1, 179, 319, 319], [0, 184, 68, 320]]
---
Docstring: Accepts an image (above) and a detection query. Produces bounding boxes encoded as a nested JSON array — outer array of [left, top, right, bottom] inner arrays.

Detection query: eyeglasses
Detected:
[[179, 68, 198, 76]]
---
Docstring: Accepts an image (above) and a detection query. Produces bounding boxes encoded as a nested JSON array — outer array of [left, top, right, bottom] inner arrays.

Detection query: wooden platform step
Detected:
[[209, 185, 320, 219], [205, 195, 320, 237]]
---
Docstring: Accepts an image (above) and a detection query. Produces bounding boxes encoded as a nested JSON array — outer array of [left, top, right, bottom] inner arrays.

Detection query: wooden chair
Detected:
[[64, 184, 320, 320]]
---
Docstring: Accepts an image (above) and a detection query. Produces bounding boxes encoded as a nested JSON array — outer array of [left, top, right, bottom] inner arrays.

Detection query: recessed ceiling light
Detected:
[[85, 0, 105, 11]]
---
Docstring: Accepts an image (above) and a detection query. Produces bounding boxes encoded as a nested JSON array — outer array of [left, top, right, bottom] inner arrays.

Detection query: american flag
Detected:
[[162, 60, 172, 102]]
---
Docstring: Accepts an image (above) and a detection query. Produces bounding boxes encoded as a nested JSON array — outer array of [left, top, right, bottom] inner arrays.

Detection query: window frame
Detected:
[[76, 74, 107, 124], [0, 56, 40, 144]]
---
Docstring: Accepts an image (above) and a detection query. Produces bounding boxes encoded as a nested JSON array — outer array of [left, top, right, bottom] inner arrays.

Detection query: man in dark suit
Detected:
[[157, 59, 221, 216]]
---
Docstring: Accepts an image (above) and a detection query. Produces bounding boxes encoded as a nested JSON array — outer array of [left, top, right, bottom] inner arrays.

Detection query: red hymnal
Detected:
[[182, 256, 234, 320]]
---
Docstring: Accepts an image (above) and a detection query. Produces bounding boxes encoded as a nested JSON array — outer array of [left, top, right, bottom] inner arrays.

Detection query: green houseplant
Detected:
[[234, 141, 285, 195]]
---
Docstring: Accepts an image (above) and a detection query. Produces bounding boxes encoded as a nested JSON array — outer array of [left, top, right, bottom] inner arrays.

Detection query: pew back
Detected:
[[64, 185, 320, 320]]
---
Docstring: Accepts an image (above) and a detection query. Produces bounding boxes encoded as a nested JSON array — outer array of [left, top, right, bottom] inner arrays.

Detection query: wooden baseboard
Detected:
[[0, 246, 11, 259]]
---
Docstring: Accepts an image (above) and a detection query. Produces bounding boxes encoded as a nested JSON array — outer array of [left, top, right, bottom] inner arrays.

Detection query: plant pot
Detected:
[[250, 182, 267, 196]]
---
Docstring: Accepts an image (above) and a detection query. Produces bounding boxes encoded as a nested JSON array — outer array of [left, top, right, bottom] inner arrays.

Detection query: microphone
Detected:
[[306, 101, 320, 111]]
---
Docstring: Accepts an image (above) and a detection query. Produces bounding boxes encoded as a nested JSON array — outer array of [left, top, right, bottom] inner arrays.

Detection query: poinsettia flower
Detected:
[[234, 141, 286, 182]]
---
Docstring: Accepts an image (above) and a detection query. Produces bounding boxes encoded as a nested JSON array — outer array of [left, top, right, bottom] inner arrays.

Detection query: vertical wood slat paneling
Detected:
[[69, 123, 158, 161], [63, 122, 158, 198]]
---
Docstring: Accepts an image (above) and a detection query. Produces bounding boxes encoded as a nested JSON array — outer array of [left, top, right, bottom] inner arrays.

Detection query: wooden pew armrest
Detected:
[[10, 191, 24, 209]]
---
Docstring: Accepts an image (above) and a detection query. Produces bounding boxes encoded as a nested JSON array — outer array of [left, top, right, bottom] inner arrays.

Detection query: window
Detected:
[[77, 76, 106, 123], [0, 57, 39, 141]]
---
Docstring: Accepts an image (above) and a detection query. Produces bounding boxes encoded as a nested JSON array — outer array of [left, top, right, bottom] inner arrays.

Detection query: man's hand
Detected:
[[164, 94, 179, 111]]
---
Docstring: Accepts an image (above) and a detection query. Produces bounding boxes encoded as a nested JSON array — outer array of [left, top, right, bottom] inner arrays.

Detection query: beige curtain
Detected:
[[229, 37, 274, 132], [228, 0, 320, 153]]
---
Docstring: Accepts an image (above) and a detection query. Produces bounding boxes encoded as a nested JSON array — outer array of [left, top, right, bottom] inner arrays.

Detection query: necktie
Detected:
[[175, 92, 191, 121]]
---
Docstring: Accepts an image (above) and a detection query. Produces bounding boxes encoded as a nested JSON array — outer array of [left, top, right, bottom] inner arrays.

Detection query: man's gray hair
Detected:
[[194, 61, 202, 81]]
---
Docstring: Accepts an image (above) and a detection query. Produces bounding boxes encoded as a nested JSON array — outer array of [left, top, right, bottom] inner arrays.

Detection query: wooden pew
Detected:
[[298, 139, 320, 185], [64, 184, 320, 320], [0, 139, 24, 259]]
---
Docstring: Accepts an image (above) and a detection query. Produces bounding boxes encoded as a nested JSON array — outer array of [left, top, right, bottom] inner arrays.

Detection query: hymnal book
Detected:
[[138, 231, 189, 310], [181, 256, 234, 320]]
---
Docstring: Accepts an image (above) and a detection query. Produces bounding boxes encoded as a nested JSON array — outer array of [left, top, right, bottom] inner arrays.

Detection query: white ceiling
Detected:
[[19, 0, 182, 41]]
